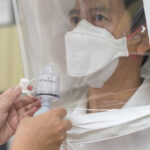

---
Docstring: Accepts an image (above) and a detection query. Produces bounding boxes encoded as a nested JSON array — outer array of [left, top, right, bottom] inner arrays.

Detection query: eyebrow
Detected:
[[89, 6, 110, 13], [69, 6, 110, 16], [69, 9, 80, 16]]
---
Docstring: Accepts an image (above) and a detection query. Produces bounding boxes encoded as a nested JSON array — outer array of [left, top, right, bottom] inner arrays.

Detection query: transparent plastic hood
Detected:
[[13, 0, 150, 149]]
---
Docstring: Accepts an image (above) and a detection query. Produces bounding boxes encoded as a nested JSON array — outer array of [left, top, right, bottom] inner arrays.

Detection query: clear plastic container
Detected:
[[34, 65, 60, 115]]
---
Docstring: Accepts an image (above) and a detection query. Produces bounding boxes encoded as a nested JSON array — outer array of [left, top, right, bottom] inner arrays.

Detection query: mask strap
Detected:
[[127, 24, 146, 64], [127, 24, 146, 40], [129, 54, 141, 64]]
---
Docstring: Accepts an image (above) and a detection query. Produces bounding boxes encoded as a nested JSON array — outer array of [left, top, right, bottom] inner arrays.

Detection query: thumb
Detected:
[[0, 86, 22, 112]]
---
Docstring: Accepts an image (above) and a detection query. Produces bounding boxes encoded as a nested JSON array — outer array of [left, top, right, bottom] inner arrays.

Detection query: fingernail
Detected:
[[35, 98, 41, 101], [13, 86, 21, 93], [34, 101, 41, 107]]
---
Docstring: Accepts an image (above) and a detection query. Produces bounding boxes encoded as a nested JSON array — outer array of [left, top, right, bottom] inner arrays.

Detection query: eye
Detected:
[[93, 14, 105, 22], [70, 16, 80, 26]]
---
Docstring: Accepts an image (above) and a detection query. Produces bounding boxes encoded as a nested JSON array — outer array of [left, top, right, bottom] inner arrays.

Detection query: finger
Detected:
[[19, 107, 39, 120], [50, 108, 67, 119], [7, 106, 19, 131], [17, 101, 41, 116], [60, 130, 67, 141], [0, 86, 22, 111], [15, 96, 39, 110], [63, 120, 72, 131]]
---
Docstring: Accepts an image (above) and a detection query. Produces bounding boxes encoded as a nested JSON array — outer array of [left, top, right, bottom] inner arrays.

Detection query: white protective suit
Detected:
[[13, 0, 150, 149]]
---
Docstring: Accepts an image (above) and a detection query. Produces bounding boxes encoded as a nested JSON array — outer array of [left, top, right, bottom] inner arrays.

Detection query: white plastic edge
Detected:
[[12, 0, 29, 78], [143, 0, 150, 44]]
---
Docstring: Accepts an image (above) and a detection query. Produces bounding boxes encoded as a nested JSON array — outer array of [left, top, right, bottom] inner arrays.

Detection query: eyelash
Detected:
[[93, 14, 106, 22], [70, 14, 109, 26], [71, 16, 80, 25]]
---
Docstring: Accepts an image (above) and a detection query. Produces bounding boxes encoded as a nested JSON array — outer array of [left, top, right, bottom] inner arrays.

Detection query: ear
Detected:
[[137, 29, 150, 55]]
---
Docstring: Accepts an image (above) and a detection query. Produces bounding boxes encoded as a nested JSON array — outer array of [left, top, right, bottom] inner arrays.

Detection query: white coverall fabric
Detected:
[[61, 79, 150, 150]]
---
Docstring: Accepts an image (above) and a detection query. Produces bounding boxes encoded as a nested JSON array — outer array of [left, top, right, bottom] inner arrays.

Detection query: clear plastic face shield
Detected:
[[13, 0, 150, 149]]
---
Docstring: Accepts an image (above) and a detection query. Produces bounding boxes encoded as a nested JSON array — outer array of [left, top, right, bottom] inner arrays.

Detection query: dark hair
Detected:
[[123, 0, 148, 65], [124, 0, 139, 8], [123, 0, 146, 32]]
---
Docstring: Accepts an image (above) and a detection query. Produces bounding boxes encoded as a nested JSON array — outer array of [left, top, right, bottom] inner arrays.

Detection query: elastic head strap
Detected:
[[127, 24, 146, 64]]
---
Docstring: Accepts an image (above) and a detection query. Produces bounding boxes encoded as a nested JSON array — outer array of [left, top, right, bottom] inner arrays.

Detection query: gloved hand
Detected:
[[0, 86, 41, 145], [11, 108, 72, 150]]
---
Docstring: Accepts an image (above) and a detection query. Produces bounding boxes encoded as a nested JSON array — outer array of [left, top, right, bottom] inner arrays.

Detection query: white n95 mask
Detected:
[[65, 20, 129, 88]]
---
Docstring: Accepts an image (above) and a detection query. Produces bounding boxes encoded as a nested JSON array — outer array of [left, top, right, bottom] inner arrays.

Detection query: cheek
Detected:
[[107, 21, 118, 36], [102, 18, 121, 38], [107, 11, 132, 39]]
